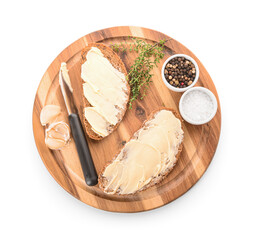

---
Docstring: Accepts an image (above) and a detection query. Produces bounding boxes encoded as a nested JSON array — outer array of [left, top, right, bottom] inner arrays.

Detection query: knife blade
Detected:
[[59, 68, 98, 186]]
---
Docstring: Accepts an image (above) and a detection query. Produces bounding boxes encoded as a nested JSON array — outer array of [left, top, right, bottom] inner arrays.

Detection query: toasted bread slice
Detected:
[[98, 107, 184, 195], [80, 43, 130, 140]]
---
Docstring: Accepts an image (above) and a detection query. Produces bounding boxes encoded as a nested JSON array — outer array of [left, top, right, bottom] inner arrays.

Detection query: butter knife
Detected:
[[59, 70, 98, 186]]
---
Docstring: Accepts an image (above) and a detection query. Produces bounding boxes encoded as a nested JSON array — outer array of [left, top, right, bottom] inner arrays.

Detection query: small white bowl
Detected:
[[161, 54, 199, 92], [179, 87, 218, 125]]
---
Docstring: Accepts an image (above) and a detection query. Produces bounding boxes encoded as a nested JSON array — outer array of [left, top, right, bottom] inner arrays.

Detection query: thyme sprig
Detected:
[[110, 37, 168, 108]]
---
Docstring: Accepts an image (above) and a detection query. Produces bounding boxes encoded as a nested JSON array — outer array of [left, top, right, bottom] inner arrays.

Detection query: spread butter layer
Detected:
[[102, 110, 184, 194], [81, 47, 127, 137], [60, 62, 73, 92]]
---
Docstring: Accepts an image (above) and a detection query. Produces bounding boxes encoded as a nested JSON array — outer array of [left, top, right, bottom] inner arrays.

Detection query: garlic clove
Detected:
[[40, 105, 61, 126], [45, 137, 66, 150], [45, 121, 70, 150]]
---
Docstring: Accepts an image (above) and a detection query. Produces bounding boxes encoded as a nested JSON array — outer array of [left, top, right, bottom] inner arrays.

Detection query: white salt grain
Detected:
[[182, 90, 214, 122]]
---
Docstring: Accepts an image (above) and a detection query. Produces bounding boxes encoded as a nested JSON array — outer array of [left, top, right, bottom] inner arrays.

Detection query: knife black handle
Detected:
[[68, 113, 98, 186]]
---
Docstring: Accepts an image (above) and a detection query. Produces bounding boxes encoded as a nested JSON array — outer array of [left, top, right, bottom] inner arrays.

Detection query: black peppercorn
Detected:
[[164, 56, 196, 88]]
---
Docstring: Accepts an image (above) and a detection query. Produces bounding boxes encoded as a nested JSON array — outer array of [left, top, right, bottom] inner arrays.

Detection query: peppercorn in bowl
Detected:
[[161, 54, 199, 92]]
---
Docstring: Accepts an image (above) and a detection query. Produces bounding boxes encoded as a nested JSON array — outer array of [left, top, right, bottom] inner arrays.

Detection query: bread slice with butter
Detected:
[[99, 108, 184, 195], [80, 43, 130, 140]]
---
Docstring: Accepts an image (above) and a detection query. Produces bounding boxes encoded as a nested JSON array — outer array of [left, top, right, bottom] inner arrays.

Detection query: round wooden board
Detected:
[[33, 26, 221, 212]]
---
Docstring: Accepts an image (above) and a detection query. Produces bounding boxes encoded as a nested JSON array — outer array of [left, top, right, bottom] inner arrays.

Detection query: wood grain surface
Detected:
[[32, 26, 221, 212]]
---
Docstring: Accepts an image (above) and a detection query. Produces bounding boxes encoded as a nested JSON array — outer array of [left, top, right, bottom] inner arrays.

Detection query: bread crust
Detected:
[[98, 107, 184, 195], [80, 43, 130, 140]]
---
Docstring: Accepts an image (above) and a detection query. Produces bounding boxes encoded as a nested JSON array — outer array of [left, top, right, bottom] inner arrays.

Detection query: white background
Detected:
[[1, 0, 258, 239]]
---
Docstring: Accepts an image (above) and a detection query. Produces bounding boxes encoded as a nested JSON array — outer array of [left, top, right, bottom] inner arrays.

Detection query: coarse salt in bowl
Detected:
[[179, 87, 218, 125]]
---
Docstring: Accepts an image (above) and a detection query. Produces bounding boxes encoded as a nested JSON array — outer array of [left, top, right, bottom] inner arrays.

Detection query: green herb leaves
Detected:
[[110, 37, 167, 109]]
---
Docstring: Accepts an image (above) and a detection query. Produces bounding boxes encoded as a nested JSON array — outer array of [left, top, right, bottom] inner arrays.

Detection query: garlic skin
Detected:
[[45, 122, 70, 150], [40, 105, 71, 150], [45, 138, 67, 150], [40, 105, 61, 126]]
